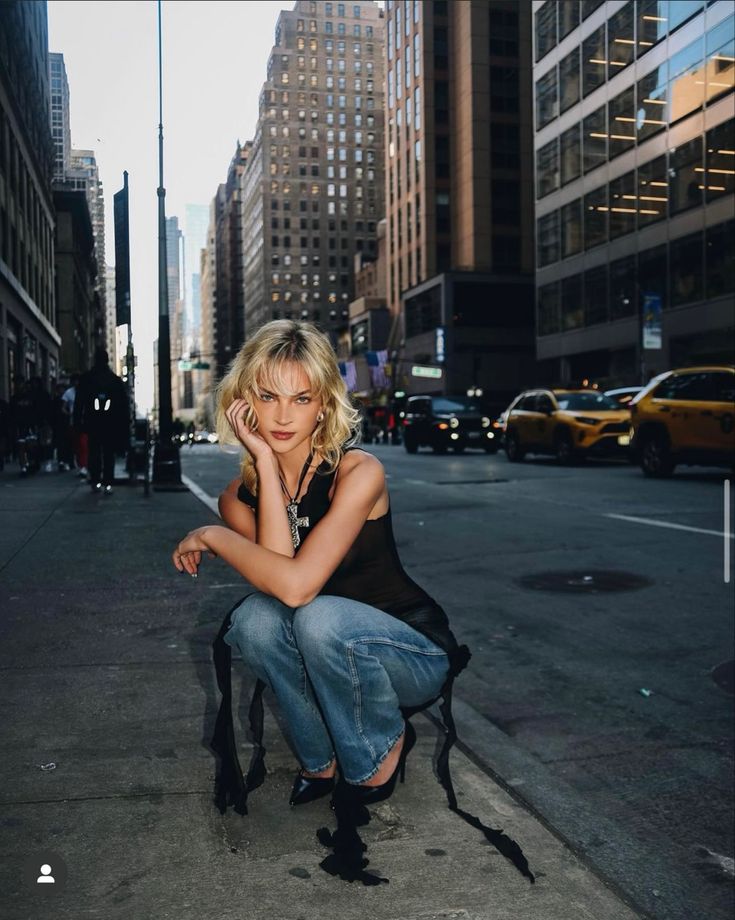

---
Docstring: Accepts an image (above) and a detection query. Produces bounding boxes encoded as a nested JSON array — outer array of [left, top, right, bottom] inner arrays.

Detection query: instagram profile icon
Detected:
[[22, 850, 68, 894]]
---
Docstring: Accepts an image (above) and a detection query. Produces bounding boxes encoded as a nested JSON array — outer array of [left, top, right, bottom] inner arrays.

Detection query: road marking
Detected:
[[605, 512, 734, 540], [725, 479, 731, 583], [181, 474, 220, 517]]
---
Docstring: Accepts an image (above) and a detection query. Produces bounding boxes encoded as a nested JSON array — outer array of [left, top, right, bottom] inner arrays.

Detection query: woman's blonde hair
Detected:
[[214, 320, 361, 494]]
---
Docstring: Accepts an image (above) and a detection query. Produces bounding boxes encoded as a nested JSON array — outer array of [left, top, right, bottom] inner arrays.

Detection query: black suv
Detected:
[[401, 395, 500, 453]]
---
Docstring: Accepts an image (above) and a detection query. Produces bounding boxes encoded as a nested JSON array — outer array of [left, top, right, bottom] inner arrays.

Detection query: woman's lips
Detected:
[[271, 431, 295, 440]]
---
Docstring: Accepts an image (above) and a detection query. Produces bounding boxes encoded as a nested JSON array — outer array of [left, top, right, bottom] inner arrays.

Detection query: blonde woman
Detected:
[[172, 321, 478, 880]]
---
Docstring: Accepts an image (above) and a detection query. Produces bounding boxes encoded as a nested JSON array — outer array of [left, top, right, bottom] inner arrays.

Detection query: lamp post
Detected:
[[152, 0, 182, 487]]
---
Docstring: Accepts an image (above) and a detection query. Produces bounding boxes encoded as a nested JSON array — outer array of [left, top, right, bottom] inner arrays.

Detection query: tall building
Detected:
[[384, 0, 537, 400], [49, 51, 71, 181], [166, 215, 187, 416], [184, 203, 210, 335], [240, 0, 386, 347], [105, 264, 118, 371], [0, 2, 59, 398], [533, 0, 734, 385]]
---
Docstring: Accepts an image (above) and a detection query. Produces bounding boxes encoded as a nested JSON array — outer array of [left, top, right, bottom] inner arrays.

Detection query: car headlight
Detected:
[[573, 416, 599, 426], [481, 417, 490, 428], [449, 417, 459, 429]]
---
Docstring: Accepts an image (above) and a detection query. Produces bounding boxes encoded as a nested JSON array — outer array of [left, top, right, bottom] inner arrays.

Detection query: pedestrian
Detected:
[[51, 380, 73, 471], [9, 377, 41, 475], [75, 348, 129, 494], [171, 320, 527, 885], [62, 374, 88, 477]]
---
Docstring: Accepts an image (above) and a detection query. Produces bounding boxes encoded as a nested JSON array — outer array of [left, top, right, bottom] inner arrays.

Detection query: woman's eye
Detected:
[[296, 396, 311, 404], [258, 393, 273, 402]]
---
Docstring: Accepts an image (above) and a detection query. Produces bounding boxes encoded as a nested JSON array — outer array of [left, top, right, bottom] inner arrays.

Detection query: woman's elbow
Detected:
[[280, 584, 319, 608]]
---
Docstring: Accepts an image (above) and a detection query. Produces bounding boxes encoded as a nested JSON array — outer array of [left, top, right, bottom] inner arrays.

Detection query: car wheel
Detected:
[[453, 443, 465, 454], [403, 435, 418, 454], [554, 429, 575, 465], [640, 431, 675, 477], [485, 444, 499, 454], [432, 443, 448, 454], [504, 429, 525, 462]]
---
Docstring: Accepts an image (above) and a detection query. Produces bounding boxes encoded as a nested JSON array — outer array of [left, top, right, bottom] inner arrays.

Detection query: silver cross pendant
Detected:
[[286, 502, 310, 549]]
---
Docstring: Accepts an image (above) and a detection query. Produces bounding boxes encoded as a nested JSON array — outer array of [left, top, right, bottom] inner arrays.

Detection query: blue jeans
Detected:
[[223, 592, 450, 784]]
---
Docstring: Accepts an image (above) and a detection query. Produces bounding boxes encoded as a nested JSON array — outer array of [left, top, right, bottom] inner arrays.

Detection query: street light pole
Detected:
[[152, 0, 182, 487]]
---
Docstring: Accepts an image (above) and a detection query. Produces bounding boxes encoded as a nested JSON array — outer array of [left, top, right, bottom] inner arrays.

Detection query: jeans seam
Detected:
[[346, 640, 377, 762], [348, 635, 449, 657]]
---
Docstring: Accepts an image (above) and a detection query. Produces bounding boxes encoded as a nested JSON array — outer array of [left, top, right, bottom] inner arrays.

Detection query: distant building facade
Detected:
[[0, 2, 59, 398], [240, 0, 386, 351], [532, 0, 734, 385], [384, 0, 537, 401]]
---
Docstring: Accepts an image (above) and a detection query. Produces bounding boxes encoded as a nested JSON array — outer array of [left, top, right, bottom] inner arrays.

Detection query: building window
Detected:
[[609, 170, 637, 239], [704, 119, 735, 201], [637, 65, 668, 143], [538, 282, 560, 335], [536, 138, 559, 198], [559, 0, 580, 39], [535, 1, 557, 61], [537, 210, 560, 267], [668, 0, 703, 34], [583, 24, 606, 96], [583, 105, 607, 173], [536, 68, 558, 128], [637, 0, 668, 53], [609, 255, 637, 318], [638, 244, 668, 311], [669, 37, 705, 123], [670, 231, 704, 305], [562, 275, 584, 330], [584, 185, 608, 249], [559, 48, 580, 113], [561, 199, 582, 257], [706, 219, 735, 298], [608, 86, 635, 158], [607, 1, 635, 77], [669, 135, 704, 214], [584, 265, 608, 326], [637, 155, 668, 226], [560, 124, 581, 185]]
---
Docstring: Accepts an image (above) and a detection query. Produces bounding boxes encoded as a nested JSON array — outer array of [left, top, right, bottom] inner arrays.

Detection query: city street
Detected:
[[180, 440, 735, 920]]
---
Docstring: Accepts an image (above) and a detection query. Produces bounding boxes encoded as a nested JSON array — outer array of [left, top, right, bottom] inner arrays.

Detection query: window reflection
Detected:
[[537, 139, 559, 198], [607, 1, 635, 77], [670, 231, 704, 305], [637, 66, 668, 142], [704, 14, 735, 105], [637, 0, 668, 53], [583, 105, 607, 173], [704, 119, 735, 201], [560, 124, 581, 184], [608, 86, 635, 157], [536, 68, 558, 128], [609, 255, 637, 319], [584, 265, 608, 326], [583, 24, 606, 96], [668, 37, 705, 123], [560, 47, 581, 112], [668, 0, 703, 33], [559, 1, 581, 40], [637, 155, 668, 226], [706, 219, 735, 298], [639, 244, 668, 310], [535, 1, 557, 61], [562, 275, 583, 329], [538, 282, 560, 336], [609, 170, 637, 238], [561, 199, 582, 257], [584, 185, 608, 248], [537, 211, 560, 267], [669, 136, 704, 214]]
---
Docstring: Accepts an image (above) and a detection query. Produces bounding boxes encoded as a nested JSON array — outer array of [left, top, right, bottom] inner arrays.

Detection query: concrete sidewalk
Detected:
[[0, 464, 644, 920]]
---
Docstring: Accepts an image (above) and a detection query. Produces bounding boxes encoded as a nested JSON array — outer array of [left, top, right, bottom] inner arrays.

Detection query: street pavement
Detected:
[[0, 444, 730, 919]]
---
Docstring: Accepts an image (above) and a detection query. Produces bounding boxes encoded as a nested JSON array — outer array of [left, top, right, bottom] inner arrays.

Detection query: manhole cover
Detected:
[[711, 660, 734, 694], [518, 570, 653, 593]]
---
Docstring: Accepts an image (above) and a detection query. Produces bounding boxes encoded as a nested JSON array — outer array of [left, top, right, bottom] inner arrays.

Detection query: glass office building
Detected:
[[532, 0, 734, 385]]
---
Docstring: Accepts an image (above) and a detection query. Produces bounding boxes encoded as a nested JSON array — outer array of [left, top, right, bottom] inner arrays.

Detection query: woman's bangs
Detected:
[[253, 353, 324, 399]]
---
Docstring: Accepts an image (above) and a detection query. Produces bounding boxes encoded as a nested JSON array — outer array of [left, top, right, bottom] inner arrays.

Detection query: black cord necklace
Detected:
[[278, 451, 314, 549]]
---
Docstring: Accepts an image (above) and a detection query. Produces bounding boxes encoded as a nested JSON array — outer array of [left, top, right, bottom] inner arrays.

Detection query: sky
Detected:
[[47, 0, 285, 413]]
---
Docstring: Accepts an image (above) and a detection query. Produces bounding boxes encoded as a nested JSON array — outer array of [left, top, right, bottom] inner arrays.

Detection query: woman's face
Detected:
[[250, 360, 323, 454]]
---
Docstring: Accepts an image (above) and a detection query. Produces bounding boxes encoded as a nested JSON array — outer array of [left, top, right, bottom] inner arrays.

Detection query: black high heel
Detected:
[[351, 720, 417, 806], [289, 771, 336, 807]]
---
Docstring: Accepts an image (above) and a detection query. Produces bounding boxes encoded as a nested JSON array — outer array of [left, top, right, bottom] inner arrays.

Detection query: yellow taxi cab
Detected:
[[503, 388, 631, 464], [630, 365, 735, 477]]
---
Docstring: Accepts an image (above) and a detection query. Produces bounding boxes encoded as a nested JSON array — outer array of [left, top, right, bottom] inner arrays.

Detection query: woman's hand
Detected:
[[224, 397, 273, 464], [173, 526, 217, 576]]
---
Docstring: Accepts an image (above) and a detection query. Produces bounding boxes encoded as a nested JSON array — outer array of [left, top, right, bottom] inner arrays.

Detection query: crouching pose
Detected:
[[173, 321, 531, 884]]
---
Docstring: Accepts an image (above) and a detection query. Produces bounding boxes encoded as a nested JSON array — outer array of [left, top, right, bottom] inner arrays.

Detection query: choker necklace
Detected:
[[278, 451, 314, 549]]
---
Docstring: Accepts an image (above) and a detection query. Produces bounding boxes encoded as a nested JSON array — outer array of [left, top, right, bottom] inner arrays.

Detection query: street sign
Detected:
[[412, 365, 443, 379], [435, 326, 446, 363], [178, 360, 192, 371]]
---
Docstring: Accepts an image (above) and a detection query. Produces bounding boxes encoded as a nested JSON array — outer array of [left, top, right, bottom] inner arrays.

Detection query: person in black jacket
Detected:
[[75, 348, 129, 494]]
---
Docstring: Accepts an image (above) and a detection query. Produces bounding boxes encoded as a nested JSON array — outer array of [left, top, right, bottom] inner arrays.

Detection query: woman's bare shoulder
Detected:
[[340, 447, 384, 477]]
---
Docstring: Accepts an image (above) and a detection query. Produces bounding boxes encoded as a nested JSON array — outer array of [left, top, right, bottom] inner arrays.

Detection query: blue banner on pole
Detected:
[[642, 293, 662, 350]]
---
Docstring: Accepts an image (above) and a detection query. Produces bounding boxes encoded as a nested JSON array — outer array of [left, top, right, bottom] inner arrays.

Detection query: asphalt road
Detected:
[[180, 441, 734, 920]]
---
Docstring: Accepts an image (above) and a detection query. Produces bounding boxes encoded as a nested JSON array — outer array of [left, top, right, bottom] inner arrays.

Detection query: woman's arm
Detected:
[[218, 477, 256, 541], [174, 453, 385, 608]]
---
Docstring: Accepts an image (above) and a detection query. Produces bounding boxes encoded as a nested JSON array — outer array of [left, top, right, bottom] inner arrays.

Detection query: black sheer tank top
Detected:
[[236, 447, 458, 657]]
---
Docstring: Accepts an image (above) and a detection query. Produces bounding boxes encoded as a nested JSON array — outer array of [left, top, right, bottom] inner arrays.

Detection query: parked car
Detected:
[[503, 388, 632, 464], [630, 365, 735, 477], [604, 386, 643, 406], [401, 395, 500, 453], [193, 430, 218, 444]]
